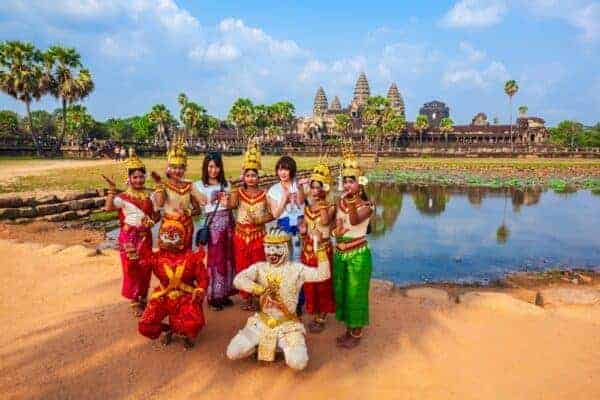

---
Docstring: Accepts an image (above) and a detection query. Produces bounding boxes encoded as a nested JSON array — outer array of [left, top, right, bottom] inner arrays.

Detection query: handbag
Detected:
[[195, 186, 223, 247]]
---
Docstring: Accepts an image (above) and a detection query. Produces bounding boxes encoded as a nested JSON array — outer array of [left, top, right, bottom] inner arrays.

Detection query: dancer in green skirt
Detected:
[[332, 145, 373, 349]]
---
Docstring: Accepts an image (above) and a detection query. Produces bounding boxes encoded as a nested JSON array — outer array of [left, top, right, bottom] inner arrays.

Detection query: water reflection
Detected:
[[366, 182, 600, 284]]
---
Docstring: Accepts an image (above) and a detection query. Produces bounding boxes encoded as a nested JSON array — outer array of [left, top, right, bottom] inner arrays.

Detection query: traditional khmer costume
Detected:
[[301, 161, 336, 318], [138, 218, 208, 346], [226, 229, 331, 370], [157, 136, 203, 251], [333, 148, 373, 329], [232, 141, 270, 300], [113, 150, 156, 303]]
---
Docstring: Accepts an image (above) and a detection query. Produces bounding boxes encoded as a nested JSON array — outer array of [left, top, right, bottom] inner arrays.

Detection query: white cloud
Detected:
[[217, 18, 304, 58], [459, 41, 486, 62], [443, 61, 509, 88], [202, 42, 241, 63], [441, 0, 508, 28]]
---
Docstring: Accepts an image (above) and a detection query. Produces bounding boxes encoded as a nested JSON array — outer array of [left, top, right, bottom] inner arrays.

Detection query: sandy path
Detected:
[[1, 240, 599, 400], [0, 159, 113, 183]]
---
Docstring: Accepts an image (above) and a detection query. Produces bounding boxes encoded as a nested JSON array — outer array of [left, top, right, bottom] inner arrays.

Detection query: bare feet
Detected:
[[131, 300, 146, 318], [183, 337, 195, 350], [336, 330, 350, 345], [338, 335, 361, 349], [161, 330, 173, 346], [308, 319, 326, 334]]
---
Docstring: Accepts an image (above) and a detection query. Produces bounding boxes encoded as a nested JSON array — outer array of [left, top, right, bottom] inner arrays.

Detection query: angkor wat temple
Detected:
[[293, 72, 549, 145]]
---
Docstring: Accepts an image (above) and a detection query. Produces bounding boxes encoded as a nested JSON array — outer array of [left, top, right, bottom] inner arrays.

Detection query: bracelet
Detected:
[[316, 248, 328, 262], [252, 283, 265, 296]]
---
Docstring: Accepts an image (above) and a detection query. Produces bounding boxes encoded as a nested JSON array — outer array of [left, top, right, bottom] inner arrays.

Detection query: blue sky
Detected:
[[0, 0, 598, 125]]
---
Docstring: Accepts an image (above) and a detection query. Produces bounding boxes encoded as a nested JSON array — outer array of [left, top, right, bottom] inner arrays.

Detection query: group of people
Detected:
[[102, 136, 373, 370]]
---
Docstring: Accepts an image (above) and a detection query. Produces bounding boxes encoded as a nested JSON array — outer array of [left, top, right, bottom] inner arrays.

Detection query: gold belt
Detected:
[[336, 237, 367, 252], [258, 311, 298, 329]]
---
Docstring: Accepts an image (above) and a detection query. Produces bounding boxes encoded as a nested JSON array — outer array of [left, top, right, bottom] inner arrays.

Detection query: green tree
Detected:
[[0, 110, 19, 137], [254, 104, 270, 136], [504, 80, 519, 149], [439, 117, 454, 146], [57, 105, 96, 143], [0, 41, 51, 155], [228, 98, 254, 137], [518, 105, 528, 117], [363, 96, 399, 164], [549, 120, 584, 148], [181, 101, 208, 138], [45, 46, 94, 153], [206, 116, 220, 136], [104, 118, 134, 142], [270, 101, 295, 131], [415, 114, 429, 145], [148, 104, 175, 144], [27, 110, 55, 139], [334, 113, 352, 137], [130, 115, 156, 143]]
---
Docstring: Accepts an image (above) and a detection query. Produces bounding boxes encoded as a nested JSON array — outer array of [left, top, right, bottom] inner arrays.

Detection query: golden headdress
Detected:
[[167, 134, 187, 167], [242, 138, 262, 171], [341, 140, 368, 185], [264, 228, 291, 245], [124, 147, 145, 171], [310, 157, 332, 191]]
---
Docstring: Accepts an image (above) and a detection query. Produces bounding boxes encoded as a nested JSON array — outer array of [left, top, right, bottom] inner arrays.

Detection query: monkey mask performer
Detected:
[[152, 135, 203, 250], [137, 218, 209, 349], [226, 228, 331, 371]]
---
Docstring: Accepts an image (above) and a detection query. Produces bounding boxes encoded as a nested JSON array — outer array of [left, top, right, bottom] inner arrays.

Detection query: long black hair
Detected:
[[202, 151, 227, 187]]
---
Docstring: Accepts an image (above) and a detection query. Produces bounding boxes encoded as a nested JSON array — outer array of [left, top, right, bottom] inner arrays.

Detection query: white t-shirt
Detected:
[[267, 181, 304, 225], [114, 195, 153, 227], [194, 181, 230, 214]]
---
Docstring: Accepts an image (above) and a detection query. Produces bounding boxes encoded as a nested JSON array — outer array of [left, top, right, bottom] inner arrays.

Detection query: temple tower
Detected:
[[351, 72, 370, 108], [329, 96, 342, 113], [387, 83, 405, 117], [313, 87, 328, 117]]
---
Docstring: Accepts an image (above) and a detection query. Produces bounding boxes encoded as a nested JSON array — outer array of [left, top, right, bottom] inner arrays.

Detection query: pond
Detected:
[[106, 183, 600, 286], [365, 183, 600, 285]]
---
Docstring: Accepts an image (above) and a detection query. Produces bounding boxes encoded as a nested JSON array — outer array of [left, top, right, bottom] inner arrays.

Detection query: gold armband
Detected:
[[193, 287, 205, 295], [316, 248, 328, 263], [252, 283, 265, 296]]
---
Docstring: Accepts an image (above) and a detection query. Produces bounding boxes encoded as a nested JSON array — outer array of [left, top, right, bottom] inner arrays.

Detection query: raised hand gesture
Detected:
[[150, 171, 162, 184], [101, 174, 117, 190]]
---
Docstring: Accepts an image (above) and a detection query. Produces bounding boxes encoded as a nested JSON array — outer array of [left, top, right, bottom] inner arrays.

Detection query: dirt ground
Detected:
[[1, 239, 599, 400]]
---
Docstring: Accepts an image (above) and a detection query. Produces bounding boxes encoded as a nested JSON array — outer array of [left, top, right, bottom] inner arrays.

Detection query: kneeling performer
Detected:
[[226, 228, 330, 370]]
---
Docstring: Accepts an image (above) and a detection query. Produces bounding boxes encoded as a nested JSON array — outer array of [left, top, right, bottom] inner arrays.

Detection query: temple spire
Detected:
[[352, 72, 370, 107], [313, 86, 328, 117], [329, 96, 342, 112], [387, 83, 405, 116]]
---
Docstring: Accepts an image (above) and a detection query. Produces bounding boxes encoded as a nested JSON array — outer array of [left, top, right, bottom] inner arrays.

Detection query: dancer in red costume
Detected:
[[137, 218, 208, 349], [228, 139, 272, 311], [299, 160, 336, 333], [103, 148, 157, 316]]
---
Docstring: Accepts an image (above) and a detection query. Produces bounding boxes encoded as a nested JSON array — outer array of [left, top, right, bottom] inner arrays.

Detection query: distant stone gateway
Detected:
[[292, 72, 549, 145]]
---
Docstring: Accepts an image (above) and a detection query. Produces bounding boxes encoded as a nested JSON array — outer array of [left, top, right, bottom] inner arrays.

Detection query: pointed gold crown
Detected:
[[264, 227, 291, 244], [310, 157, 331, 187], [242, 138, 261, 171], [123, 147, 145, 171], [167, 134, 187, 166], [341, 139, 362, 177]]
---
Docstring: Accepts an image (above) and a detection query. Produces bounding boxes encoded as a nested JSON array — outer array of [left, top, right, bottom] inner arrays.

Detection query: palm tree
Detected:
[[334, 113, 352, 138], [504, 80, 519, 150], [45, 46, 94, 154], [363, 96, 395, 164], [228, 98, 254, 138], [518, 105, 528, 118], [253, 104, 270, 137], [147, 104, 174, 145], [181, 102, 207, 138], [0, 41, 51, 156], [415, 114, 429, 146], [439, 117, 454, 146], [177, 92, 188, 108], [496, 191, 510, 244]]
